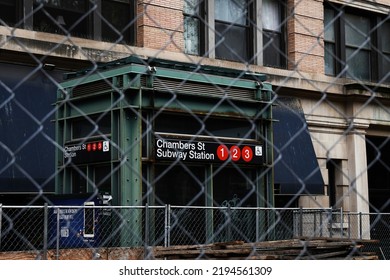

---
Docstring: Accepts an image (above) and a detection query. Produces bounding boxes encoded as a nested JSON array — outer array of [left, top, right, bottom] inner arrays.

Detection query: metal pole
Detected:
[[348, 212, 351, 239], [167, 205, 171, 247], [299, 207, 303, 237], [319, 210, 323, 237], [359, 212, 362, 239], [340, 207, 343, 237], [164, 204, 171, 247], [43, 203, 48, 260], [0, 204, 2, 250], [56, 207, 60, 260], [144, 204, 149, 259], [256, 208, 259, 242], [227, 205, 232, 242], [164, 205, 167, 247], [329, 209, 333, 238]]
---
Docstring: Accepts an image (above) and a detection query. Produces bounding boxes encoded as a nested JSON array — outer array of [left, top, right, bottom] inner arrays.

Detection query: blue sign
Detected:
[[48, 195, 107, 249]]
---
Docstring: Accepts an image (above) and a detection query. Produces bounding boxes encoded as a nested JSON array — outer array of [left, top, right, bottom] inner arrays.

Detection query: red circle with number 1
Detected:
[[230, 146, 241, 162], [217, 145, 229, 161], [242, 146, 253, 162]]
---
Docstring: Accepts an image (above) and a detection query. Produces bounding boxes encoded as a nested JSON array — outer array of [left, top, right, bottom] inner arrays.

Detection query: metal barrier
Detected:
[[0, 205, 389, 259]]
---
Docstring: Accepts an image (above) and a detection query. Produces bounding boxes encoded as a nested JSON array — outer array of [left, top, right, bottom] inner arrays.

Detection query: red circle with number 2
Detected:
[[230, 146, 241, 161]]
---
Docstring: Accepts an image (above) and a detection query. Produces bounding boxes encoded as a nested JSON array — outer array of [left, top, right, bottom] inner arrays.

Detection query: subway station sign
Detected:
[[64, 140, 110, 164], [155, 138, 263, 164]]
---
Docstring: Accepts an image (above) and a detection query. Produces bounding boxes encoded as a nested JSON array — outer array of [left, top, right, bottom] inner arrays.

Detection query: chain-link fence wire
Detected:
[[1, 205, 389, 259], [0, 0, 389, 259]]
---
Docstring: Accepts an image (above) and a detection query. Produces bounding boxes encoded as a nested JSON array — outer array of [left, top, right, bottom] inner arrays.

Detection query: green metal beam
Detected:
[[60, 64, 149, 88], [153, 68, 260, 90], [118, 106, 143, 246]]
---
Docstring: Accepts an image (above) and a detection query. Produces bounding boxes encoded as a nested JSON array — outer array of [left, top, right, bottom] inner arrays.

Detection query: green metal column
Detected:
[[262, 82, 275, 240], [118, 105, 143, 247], [263, 82, 274, 207], [253, 82, 275, 240], [110, 107, 120, 205]]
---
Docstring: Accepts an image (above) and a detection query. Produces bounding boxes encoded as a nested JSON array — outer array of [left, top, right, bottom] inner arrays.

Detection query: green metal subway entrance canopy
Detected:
[[56, 55, 274, 213]]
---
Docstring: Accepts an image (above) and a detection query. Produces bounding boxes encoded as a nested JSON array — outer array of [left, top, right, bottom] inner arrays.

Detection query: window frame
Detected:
[[0, 0, 22, 27], [262, 0, 287, 68], [183, 0, 206, 56], [100, 0, 136, 44], [324, 7, 339, 76], [324, 3, 389, 83], [377, 20, 390, 83], [3, 0, 136, 45], [213, 0, 254, 63], [183, 0, 287, 68], [32, 0, 90, 37], [344, 12, 372, 80]]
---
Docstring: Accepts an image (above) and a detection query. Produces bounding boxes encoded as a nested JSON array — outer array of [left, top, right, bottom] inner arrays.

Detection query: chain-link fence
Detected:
[[0, 0, 389, 261], [0, 205, 389, 259]]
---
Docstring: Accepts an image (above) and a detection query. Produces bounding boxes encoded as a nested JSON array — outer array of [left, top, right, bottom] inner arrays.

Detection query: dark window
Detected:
[[326, 159, 341, 208], [214, 0, 252, 62], [324, 7, 337, 76], [33, 0, 90, 37], [0, 0, 21, 27], [12, 0, 137, 44], [345, 13, 371, 80], [262, 0, 286, 68], [324, 4, 390, 83], [101, 0, 136, 44], [379, 21, 390, 83], [366, 136, 390, 212]]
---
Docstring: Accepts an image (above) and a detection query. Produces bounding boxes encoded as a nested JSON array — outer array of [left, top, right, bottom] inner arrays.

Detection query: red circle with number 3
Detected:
[[217, 145, 229, 161], [242, 146, 253, 162], [230, 146, 241, 161]]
